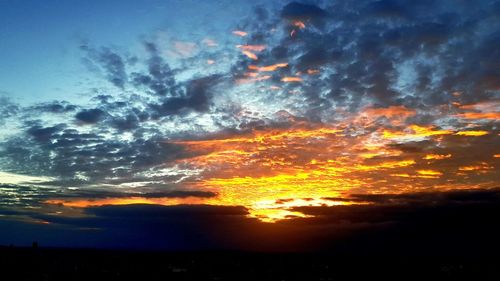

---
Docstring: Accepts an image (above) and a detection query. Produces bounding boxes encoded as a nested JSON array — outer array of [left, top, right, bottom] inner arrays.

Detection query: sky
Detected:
[[0, 0, 499, 251]]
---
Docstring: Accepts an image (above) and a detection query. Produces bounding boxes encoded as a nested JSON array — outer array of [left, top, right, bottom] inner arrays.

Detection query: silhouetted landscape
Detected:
[[1, 246, 499, 280]]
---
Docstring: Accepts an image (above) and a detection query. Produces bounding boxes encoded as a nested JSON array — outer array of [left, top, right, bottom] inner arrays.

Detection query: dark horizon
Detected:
[[1, 187, 499, 254]]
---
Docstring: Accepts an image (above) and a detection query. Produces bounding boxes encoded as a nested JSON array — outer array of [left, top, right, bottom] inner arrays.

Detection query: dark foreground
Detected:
[[0, 247, 499, 281]]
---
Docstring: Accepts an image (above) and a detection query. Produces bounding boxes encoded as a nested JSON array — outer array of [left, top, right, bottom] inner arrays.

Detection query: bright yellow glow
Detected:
[[417, 170, 443, 177], [424, 154, 452, 160], [455, 131, 489, 136]]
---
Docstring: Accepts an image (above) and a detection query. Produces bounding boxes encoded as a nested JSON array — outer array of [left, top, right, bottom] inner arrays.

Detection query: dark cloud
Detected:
[[49, 189, 218, 200], [30, 204, 252, 250], [365, 0, 411, 19], [30, 101, 77, 114], [239, 0, 499, 118], [81, 44, 128, 89], [1, 126, 189, 182], [27, 124, 65, 143], [131, 41, 179, 97], [85, 204, 248, 218], [129, 41, 225, 118], [75, 108, 106, 124], [139, 190, 217, 199], [110, 113, 140, 131], [0, 97, 19, 125], [0, 181, 217, 211], [0, 184, 46, 208], [287, 188, 500, 255], [281, 2, 328, 21], [150, 74, 223, 117]]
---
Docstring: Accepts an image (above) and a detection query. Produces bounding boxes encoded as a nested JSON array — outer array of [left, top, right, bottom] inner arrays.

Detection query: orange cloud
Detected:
[[383, 125, 452, 140], [424, 154, 452, 160], [248, 63, 288, 72], [454, 112, 500, 120], [236, 45, 266, 52], [241, 50, 258, 60], [232, 30, 247, 37], [292, 20, 306, 29], [455, 100, 500, 120], [281, 76, 303, 82], [458, 163, 494, 172], [307, 69, 320, 75]]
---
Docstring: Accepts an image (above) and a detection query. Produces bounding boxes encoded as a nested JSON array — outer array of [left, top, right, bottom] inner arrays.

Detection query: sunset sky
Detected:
[[0, 0, 499, 250]]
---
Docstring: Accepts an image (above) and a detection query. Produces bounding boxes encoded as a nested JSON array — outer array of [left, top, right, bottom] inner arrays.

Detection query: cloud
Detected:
[[364, 0, 411, 19], [1, 125, 189, 182], [131, 41, 178, 97], [281, 2, 328, 21], [75, 108, 106, 124], [110, 113, 140, 131], [29, 204, 252, 250], [30, 101, 77, 114], [81, 44, 128, 89], [85, 204, 248, 218], [27, 124, 66, 143], [0, 97, 19, 125], [150, 74, 223, 117]]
